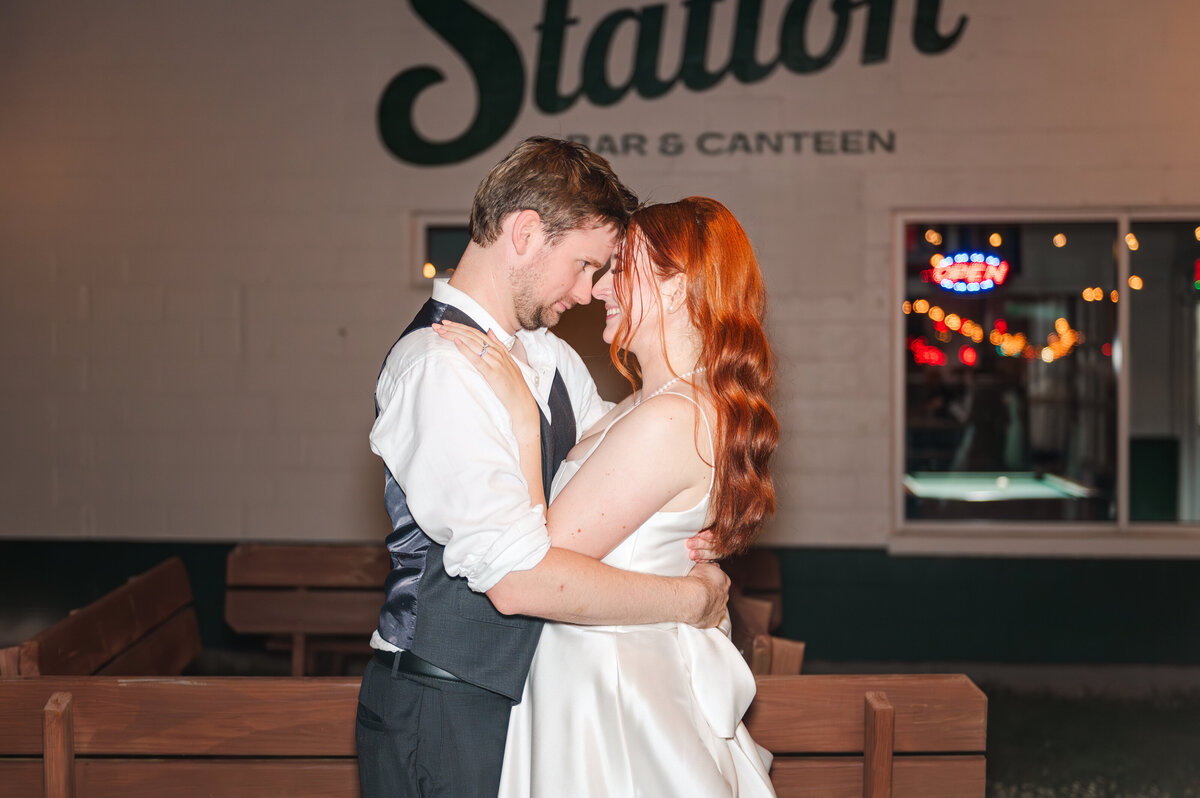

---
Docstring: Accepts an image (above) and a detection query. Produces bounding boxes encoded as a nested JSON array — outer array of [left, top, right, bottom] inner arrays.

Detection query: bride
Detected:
[[435, 196, 779, 797]]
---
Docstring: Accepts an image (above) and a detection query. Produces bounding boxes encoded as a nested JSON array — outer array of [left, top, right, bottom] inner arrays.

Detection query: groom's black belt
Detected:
[[373, 649, 462, 682]]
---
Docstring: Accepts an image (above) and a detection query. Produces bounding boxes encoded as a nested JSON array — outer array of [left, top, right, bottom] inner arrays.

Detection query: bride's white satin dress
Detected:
[[498, 396, 776, 797]]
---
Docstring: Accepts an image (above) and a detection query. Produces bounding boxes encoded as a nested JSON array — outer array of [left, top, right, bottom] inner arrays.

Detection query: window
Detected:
[[896, 212, 1200, 544], [412, 213, 469, 287]]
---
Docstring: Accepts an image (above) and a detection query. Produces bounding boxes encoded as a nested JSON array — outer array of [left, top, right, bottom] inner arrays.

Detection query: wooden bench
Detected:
[[224, 544, 387, 676], [224, 543, 795, 677], [726, 547, 799, 670], [0, 677, 361, 798], [746, 674, 986, 796], [0, 673, 985, 797], [0, 558, 201, 678], [751, 634, 807, 675], [725, 547, 785, 632]]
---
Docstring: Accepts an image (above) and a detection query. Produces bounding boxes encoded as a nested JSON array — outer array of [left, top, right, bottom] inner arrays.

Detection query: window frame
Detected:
[[890, 208, 1200, 557]]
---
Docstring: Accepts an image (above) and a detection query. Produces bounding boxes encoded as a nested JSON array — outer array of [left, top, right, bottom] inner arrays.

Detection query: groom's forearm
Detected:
[[486, 547, 724, 627]]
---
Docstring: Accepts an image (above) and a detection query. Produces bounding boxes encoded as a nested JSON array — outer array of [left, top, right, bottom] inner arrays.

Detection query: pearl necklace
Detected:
[[638, 367, 706, 405]]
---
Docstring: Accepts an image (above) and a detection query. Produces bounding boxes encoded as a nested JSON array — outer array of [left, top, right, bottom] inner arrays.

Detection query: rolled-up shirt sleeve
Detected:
[[370, 336, 551, 593]]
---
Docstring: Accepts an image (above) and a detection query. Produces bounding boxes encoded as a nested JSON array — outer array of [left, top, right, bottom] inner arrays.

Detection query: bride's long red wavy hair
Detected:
[[610, 197, 778, 556]]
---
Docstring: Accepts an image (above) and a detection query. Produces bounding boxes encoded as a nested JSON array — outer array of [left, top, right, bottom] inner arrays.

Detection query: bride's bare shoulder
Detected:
[[580, 392, 639, 438]]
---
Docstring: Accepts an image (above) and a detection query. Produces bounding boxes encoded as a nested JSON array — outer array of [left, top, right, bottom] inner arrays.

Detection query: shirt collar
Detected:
[[431, 279, 551, 353], [431, 279, 518, 350]]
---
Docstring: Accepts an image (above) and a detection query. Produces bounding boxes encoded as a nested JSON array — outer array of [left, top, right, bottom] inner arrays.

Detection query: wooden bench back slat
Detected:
[[724, 548, 783, 591], [0, 755, 987, 798], [19, 558, 194, 676], [0, 760, 362, 798], [0, 761, 41, 798], [224, 590, 381, 636], [0, 678, 360, 756], [751, 634, 806, 675], [892, 754, 988, 797], [729, 592, 774, 662], [85, 759, 360, 798], [0, 645, 20, 677], [744, 674, 986, 753], [768, 755, 986, 798], [769, 756, 861, 797], [730, 593, 774, 639], [226, 545, 387, 588], [2, 675, 984, 757], [96, 609, 201, 677], [724, 548, 784, 631]]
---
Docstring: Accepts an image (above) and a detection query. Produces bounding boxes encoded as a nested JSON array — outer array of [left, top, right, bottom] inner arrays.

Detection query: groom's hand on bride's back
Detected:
[[686, 529, 721, 563], [684, 562, 730, 629]]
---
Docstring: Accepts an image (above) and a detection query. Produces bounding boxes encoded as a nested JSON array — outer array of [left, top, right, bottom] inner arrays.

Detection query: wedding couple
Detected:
[[357, 137, 779, 797]]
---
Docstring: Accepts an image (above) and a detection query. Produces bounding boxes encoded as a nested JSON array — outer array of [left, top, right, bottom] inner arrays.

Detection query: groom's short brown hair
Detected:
[[469, 137, 638, 247]]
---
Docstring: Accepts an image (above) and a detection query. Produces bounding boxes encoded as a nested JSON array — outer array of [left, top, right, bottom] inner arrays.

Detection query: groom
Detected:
[[357, 137, 730, 798]]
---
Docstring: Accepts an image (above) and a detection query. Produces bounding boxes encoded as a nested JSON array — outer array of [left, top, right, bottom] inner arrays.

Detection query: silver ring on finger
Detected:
[[478, 342, 490, 358]]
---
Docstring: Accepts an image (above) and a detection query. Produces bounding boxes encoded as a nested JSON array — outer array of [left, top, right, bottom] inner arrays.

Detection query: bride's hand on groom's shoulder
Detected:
[[684, 561, 730, 629], [433, 321, 540, 435]]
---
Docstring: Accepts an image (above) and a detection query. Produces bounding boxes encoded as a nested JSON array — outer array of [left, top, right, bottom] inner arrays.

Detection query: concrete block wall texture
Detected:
[[3, 1, 1200, 546]]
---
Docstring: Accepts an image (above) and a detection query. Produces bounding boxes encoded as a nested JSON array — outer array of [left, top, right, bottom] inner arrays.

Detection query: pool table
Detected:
[[904, 471, 1110, 521]]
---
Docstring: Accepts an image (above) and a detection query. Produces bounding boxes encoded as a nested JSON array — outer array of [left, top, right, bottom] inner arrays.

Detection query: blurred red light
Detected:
[[909, 337, 947, 366], [959, 346, 978, 366], [1101, 343, 1112, 357]]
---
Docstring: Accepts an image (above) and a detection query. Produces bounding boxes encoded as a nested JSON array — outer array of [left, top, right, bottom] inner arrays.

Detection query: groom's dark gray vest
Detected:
[[375, 298, 576, 702]]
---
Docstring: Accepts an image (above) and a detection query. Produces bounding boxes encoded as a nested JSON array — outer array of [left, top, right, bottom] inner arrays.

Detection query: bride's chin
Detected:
[[601, 318, 620, 345]]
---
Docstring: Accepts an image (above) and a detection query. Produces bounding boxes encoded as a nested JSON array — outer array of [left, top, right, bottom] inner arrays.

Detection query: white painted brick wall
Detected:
[[2, 0, 1199, 547]]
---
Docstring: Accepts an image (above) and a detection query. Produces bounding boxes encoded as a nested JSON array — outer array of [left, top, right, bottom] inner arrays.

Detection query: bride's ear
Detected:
[[664, 274, 688, 313]]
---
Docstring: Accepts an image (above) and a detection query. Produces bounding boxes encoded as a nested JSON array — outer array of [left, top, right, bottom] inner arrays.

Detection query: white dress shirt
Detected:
[[369, 280, 611, 651]]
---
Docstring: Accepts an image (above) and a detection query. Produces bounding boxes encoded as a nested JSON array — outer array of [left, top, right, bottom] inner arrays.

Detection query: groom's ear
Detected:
[[510, 209, 543, 257]]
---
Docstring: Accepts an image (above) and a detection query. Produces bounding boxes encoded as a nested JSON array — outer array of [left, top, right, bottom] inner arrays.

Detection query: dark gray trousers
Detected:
[[355, 657, 513, 798]]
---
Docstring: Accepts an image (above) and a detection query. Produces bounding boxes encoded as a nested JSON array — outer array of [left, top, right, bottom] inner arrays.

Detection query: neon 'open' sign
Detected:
[[927, 252, 1010, 293]]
